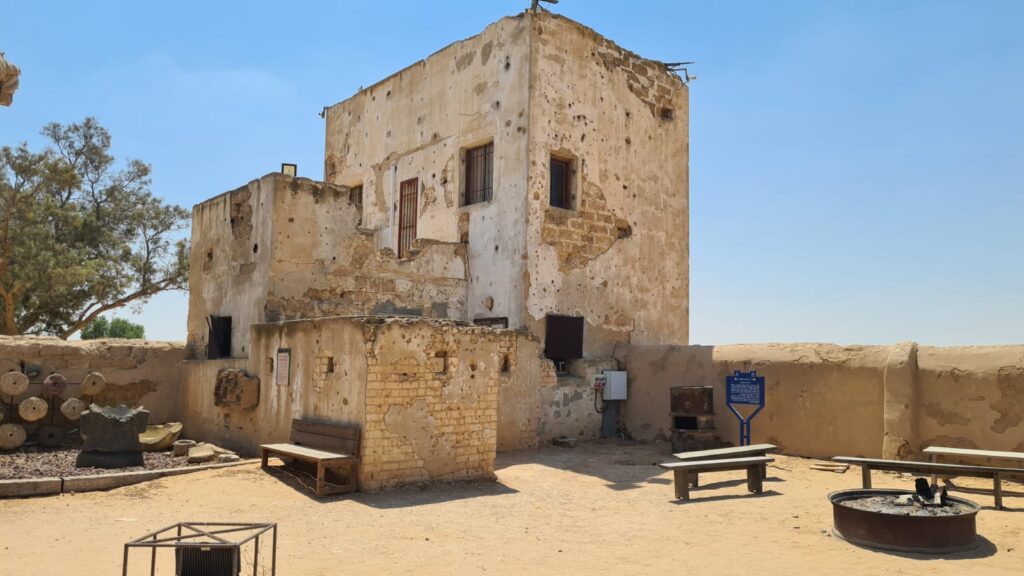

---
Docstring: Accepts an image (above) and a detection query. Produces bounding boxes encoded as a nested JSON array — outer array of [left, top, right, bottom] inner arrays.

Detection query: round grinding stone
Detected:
[[18, 396, 48, 422], [0, 371, 29, 397], [80, 372, 107, 396]]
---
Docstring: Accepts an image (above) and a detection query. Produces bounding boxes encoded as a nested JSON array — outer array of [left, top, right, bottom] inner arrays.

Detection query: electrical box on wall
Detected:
[[602, 370, 628, 401]]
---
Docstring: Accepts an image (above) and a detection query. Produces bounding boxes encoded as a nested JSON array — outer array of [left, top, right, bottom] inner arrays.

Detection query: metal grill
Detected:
[[464, 143, 493, 205], [398, 178, 418, 258]]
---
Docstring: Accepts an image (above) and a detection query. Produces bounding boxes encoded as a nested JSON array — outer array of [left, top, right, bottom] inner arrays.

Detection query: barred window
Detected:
[[464, 143, 493, 205]]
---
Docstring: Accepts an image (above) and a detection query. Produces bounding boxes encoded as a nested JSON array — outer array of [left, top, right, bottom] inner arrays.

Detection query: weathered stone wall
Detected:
[[361, 320, 505, 490], [524, 13, 689, 355], [188, 173, 469, 360], [180, 316, 544, 490], [187, 177, 278, 359], [917, 346, 1024, 454], [0, 337, 185, 426], [495, 337, 606, 452], [619, 343, 1024, 460], [324, 15, 533, 328]]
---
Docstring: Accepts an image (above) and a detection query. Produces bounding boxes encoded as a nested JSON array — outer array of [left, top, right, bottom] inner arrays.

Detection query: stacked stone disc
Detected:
[[0, 371, 105, 450]]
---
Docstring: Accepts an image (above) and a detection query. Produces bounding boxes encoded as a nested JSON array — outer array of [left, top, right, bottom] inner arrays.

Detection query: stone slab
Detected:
[[60, 460, 255, 494], [0, 477, 62, 498]]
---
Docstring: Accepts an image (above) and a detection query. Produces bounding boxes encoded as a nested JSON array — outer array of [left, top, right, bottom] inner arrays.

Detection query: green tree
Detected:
[[80, 315, 145, 340], [0, 118, 189, 338]]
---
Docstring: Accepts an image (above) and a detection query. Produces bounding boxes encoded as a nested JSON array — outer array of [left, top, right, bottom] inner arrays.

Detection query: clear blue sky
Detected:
[[2, 1, 1022, 345]]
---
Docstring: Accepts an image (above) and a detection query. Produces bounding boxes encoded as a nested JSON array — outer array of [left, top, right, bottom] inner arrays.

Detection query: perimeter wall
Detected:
[[618, 342, 1024, 459]]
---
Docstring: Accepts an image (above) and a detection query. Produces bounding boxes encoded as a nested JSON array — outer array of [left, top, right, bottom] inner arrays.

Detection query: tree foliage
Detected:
[[0, 118, 189, 338], [80, 315, 145, 340]]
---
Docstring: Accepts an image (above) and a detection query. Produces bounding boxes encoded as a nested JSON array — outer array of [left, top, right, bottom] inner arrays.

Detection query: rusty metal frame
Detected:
[[122, 522, 277, 576]]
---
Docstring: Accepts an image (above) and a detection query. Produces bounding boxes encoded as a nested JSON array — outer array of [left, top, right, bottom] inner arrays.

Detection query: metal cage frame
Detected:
[[122, 522, 277, 576]]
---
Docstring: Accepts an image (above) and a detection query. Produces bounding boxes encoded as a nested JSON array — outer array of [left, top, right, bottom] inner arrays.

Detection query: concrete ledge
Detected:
[[0, 477, 62, 498], [1, 460, 256, 498]]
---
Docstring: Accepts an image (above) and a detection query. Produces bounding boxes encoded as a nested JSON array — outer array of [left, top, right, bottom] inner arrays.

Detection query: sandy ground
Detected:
[[1, 441, 1022, 575]]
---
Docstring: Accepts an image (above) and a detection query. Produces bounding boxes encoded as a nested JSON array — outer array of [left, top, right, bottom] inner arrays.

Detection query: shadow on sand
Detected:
[[261, 464, 518, 508]]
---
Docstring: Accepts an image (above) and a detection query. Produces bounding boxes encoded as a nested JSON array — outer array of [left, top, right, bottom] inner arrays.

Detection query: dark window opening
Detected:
[[549, 156, 573, 209], [464, 143, 493, 205], [673, 415, 698, 430], [398, 178, 418, 258], [473, 317, 509, 329], [207, 315, 232, 359], [349, 185, 363, 226], [326, 356, 335, 374], [544, 315, 584, 371], [434, 351, 448, 375], [500, 354, 511, 374]]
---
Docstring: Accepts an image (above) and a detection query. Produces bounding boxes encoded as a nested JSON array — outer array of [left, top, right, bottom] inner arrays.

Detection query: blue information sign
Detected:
[[726, 370, 765, 446]]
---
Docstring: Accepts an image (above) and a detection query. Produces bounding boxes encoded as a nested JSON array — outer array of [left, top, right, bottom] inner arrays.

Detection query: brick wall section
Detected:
[[540, 195, 631, 271], [359, 320, 507, 491]]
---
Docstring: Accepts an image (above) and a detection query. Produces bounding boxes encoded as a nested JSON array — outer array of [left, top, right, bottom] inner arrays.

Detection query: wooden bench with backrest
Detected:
[[833, 456, 1024, 509], [659, 456, 774, 500], [673, 443, 777, 487], [260, 419, 360, 497]]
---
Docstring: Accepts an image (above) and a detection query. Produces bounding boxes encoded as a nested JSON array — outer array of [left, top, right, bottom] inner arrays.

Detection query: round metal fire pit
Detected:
[[830, 489, 980, 554]]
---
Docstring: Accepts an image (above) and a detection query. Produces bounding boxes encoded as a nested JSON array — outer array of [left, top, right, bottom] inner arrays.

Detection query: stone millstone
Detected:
[[172, 439, 197, 457], [79, 372, 107, 396], [214, 368, 260, 409], [187, 444, 217, 463], [36, 424, 64, 448], [79, 404, 149, 452], [41, 373, 68, 397], [0, 371, 29, 397], [60, 397, 87, 421], [0, 423, 26, 450], [18, 397, 48, 422]]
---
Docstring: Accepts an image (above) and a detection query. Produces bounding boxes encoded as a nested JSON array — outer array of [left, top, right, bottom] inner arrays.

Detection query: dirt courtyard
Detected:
[[1, 441, 1022, 575]]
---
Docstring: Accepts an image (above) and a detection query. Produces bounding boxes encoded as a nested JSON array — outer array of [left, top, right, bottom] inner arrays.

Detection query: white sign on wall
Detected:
[[276, 348, 291, 387]]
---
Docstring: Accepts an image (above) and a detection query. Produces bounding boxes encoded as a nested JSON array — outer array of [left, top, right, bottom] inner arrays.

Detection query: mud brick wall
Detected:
[[360, 320, 503, 490]]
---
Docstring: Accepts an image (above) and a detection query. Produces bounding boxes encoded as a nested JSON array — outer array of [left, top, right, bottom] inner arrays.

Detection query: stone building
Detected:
[[182, 10, 690, 489], [187, 10, 689, 366]]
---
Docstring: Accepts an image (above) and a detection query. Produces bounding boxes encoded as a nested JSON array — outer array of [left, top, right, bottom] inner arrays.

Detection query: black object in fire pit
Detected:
[[830, 488, 980, 553]]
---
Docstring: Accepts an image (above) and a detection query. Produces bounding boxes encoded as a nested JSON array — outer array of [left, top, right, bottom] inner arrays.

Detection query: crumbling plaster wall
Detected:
[[188, 173, 470, 361], [264, 175, 467, 322], [0, 337, 185, 426], [180, 316, 539, 490], [187, 175, 278, 359], [917, 346, 1024, 454], [180, 318, 367, 455], [360, 318, 510, 490], [495, 336, 606, 452], [324, 15, 533, 327], [524, 13, 689, 355], [619, 343, 1024, 460]]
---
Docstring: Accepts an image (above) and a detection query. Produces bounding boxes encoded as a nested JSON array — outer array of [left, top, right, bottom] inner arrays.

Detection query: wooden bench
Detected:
[[833, 456, 1024, 509], [673, 443, 777, 487], [925, 446, 1024, 473], [260, 419, 360, 497], [659, 456, 774, 500]]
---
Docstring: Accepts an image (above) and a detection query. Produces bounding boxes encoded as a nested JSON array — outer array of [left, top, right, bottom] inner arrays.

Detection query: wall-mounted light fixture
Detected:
[[281, 163, 297, 177]]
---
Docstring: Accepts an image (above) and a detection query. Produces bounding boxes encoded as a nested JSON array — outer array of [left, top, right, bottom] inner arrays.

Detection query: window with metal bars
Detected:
[[463, 143, 493, 205], [550, 156, 573, 209], [398, 178, 418, 258], [349, 184, 363, 225]]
